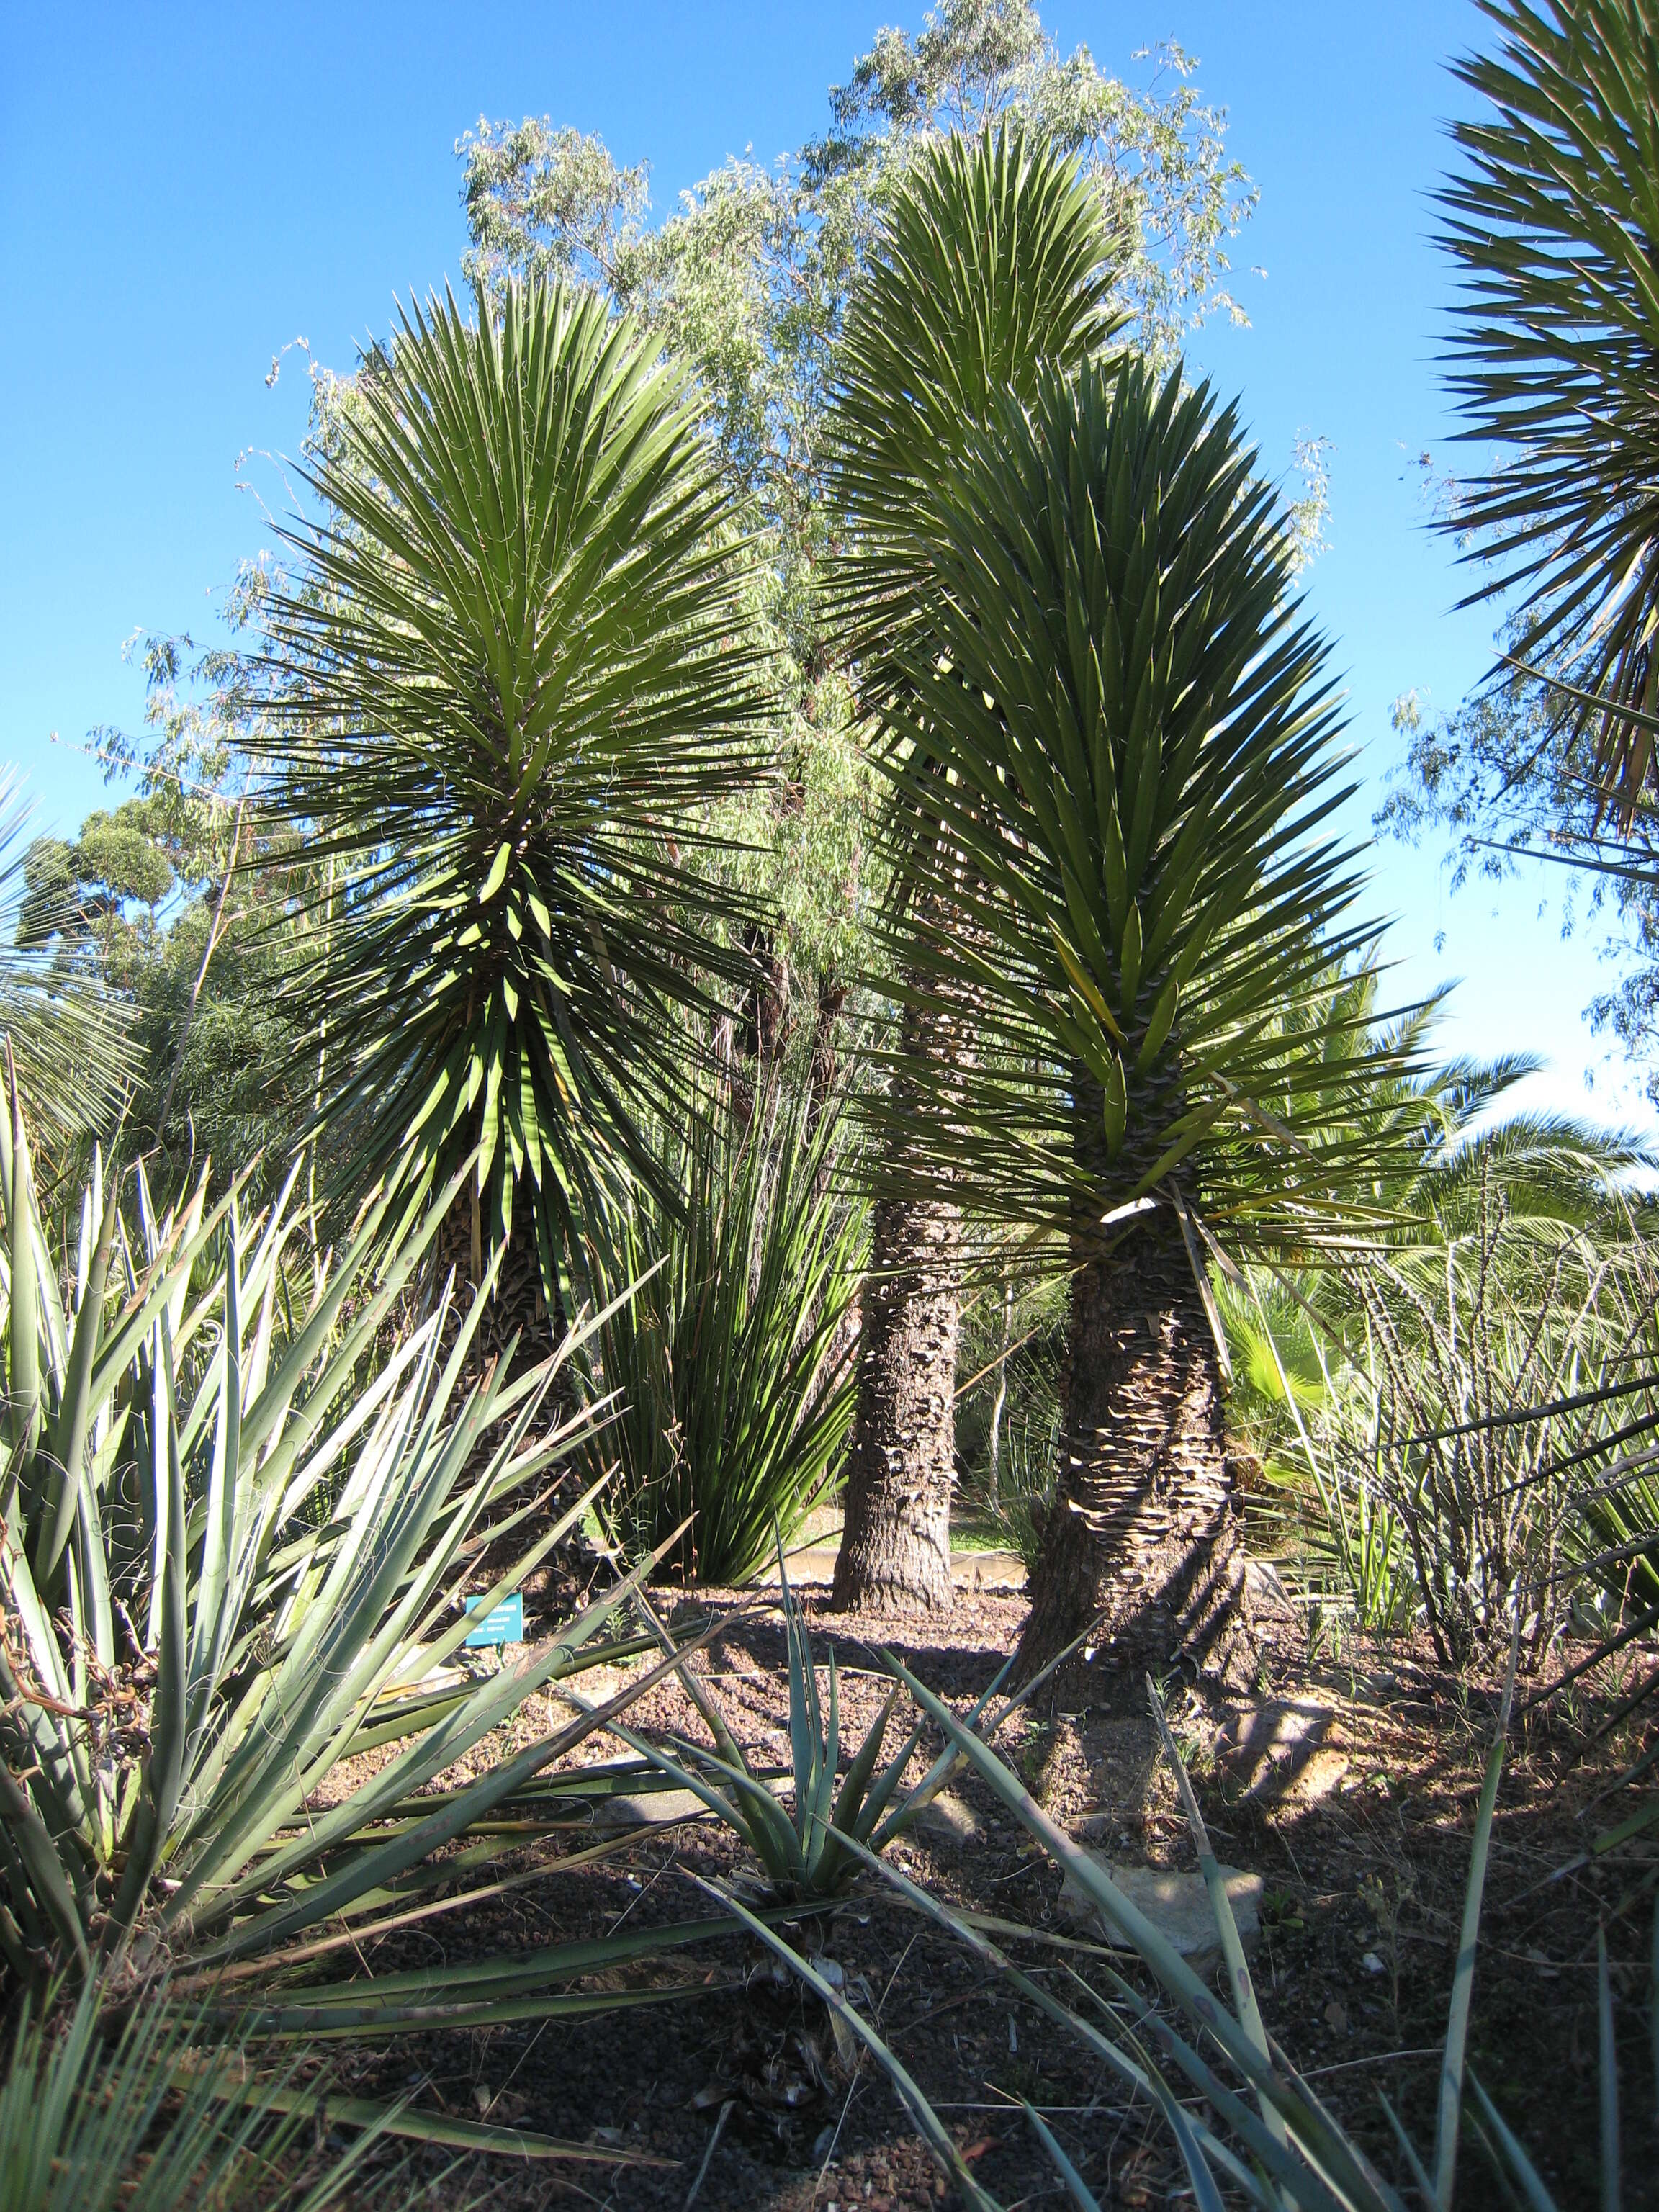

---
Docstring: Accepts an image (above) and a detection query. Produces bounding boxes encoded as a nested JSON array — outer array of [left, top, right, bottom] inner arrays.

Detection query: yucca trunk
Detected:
[[433, 1183, 559, 1385], [832, 991, 961, 1613], [1016, 1123, 1250, 1681]]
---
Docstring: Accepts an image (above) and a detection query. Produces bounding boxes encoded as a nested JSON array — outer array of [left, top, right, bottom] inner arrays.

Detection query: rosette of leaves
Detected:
[[264, 276, 765, 1289], [0, 1087, 696, 2030]]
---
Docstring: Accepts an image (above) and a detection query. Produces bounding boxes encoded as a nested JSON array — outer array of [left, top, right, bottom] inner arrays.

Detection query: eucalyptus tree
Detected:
[[826, 125, 1124, 1611], [264, 279, 762, 1346], [871, 356, 1390, 1680]]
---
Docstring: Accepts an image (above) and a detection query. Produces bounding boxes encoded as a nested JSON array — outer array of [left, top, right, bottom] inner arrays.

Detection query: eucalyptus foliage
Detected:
[[265, 278, 763, 1275]]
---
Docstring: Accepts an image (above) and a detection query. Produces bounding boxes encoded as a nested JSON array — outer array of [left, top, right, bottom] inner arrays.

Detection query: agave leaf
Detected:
[[37, 1182, 117, 1579], [1463, 2074, 1561, 2212], [184, 1557, 719, 1956], [1146, 1677, 1284, 2166], [218, 1912, 746, 2035], [835, 1821, 1320, 2212], [884, 1652, 1402, 2212], [1596, 1927, 1619, 2212]]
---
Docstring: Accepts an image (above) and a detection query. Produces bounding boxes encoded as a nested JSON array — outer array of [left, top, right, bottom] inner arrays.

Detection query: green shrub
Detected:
[[578, 1079, 865, 1586]]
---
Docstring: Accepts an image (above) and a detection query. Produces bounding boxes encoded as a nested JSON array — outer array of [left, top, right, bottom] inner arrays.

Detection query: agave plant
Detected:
[[264, 275, 764, 1313], [0, 1087, 684, 2018], [727, 1639, 1650, 2211], [606, 1542, 1034, 1902], [577, 1075, 865, 1588], [0, 1983, 415, 2212]]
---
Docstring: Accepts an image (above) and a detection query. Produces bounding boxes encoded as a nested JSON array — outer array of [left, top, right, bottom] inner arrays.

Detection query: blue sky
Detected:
[[3, 1, 1647, 1135]]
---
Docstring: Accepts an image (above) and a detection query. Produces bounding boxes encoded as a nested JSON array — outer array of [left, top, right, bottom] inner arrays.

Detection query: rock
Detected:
[[915, 1790, 981, 1846], [1074, 1810, 1125, 1843], [1058, 1853, 1264, 1974], [1287, 1748, 1351, 1804], [956, 1550, 1025, 1592], [1216, 1696, 1344, 1803], [590, 1786, 710, 1830]]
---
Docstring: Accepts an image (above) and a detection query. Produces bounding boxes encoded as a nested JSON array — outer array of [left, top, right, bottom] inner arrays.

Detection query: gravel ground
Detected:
[[296, 1575, 1657, 2210]]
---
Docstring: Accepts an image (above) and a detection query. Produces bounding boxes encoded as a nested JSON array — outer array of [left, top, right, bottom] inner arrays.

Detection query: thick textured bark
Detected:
[[1015, 1202, 1251, 1684], [832, 990, 962, 1614], [831, 1184, 960, 1611], [433, 1186, 559, 1388]]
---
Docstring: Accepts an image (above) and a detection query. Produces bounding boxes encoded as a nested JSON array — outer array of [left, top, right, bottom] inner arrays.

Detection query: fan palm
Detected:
[[1439, 0, 1659, 814], [826, 123, 1124, 1611], [264, 278, 763, 1335], [871, 354, 1393, 1678]]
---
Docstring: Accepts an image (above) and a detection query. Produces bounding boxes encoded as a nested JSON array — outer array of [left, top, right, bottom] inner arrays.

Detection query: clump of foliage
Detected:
[[263, 277, 764, 1277], [611, 1548, 937, 1900], [579, 1076, 865, 1588], [727, 1645, 1646, 2210], [1380, 0, 1659, 1083], [0, 1094, 673, 2015], [21, 595, 320, 1204], [455, 3, 1264, 1053], [953, 1264, 1066, 1568], [0, 1984, 410, 2212], [1226, 1077, 1659, 1663]]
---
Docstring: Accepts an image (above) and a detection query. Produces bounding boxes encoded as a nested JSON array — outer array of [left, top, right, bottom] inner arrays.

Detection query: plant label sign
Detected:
[[463, 1592, 524, 1647]]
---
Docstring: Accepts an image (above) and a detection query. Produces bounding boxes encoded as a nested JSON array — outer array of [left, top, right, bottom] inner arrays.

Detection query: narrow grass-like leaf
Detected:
[[1433, 1624, 1518, 2209]]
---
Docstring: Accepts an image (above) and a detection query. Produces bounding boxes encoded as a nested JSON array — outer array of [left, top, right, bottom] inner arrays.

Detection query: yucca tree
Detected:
[[826, 124, 1124, 1611], [871, 354, 1395, 1679], [1440, 0, 1659, 813], [264, 278, 763, 1350]]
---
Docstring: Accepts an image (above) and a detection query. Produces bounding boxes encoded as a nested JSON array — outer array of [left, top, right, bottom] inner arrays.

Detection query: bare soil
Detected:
[[316, 1577, 1658, 2211]]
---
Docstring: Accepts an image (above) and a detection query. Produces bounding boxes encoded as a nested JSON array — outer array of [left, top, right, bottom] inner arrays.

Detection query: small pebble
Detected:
[[1362, 1951, 1386, 1975]]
